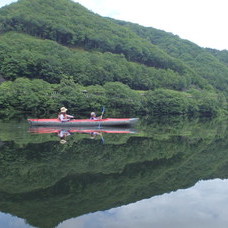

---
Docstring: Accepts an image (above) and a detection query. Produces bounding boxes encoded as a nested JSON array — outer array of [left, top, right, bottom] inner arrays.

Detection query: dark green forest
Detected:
[[0, 0, 227, 117]]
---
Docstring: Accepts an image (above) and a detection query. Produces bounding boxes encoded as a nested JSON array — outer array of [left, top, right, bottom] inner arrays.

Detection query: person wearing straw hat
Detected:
[[58, 107, 74, 122], [58, 129, 71, 144], [90, 112, 101, 120]]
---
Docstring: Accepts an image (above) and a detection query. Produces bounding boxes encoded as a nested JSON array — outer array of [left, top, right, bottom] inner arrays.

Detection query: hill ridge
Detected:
[[0, 0, 227, 117]]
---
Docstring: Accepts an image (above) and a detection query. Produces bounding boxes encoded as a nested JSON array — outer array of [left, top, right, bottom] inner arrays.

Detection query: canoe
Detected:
[[29, 126, 136, 134], [27, 118, 139, 127]]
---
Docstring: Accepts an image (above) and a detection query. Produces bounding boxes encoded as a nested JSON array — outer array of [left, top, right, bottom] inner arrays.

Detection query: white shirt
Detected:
[[59, 114, 74, 122]]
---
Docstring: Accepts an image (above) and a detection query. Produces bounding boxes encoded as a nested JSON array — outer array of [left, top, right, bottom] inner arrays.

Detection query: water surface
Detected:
[[0, 117, 227, 228]]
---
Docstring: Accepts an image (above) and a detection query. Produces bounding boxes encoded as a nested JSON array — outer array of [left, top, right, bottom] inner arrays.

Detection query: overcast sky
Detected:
[[0, 0, 228, 50]]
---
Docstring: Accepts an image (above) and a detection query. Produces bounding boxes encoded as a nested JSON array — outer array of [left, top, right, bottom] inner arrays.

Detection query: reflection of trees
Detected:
[[0, 118, 227, 228]]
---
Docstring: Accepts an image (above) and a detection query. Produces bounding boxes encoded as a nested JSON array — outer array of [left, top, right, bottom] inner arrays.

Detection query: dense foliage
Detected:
[[0, 0, 190, 74], [0, 77, 225, 117], [114, 20, 228, 94], [0, 32, 197, 90], [206, 48, 228, 67], [0, 0, 227, 117]]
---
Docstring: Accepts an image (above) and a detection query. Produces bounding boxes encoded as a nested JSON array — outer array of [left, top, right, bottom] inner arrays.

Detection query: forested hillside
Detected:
[[112, 19, 228, 93], [206, 48, 228, 67], [0, 0, 227, 117]]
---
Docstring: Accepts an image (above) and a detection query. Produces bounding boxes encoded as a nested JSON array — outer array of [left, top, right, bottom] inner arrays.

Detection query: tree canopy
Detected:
[[0, 0, 227, 117]]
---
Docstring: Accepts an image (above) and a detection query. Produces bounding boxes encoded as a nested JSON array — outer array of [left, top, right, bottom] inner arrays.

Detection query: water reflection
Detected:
[[1, 179, 228, 228], [57, 179, 228, 228], [0, 213, 32, 228], [28, 126, 136, 144], [0, 117, 227, 228]]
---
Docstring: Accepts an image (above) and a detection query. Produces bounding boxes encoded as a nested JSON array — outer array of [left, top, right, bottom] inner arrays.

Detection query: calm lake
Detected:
[[0, 116, 228, 228]]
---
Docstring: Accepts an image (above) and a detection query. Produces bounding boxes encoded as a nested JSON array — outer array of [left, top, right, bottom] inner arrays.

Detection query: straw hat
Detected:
[[60, 139, 67, 144], [60, 107, 68, 112]]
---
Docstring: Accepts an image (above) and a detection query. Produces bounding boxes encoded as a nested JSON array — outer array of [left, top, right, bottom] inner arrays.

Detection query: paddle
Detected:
[[100, 134, 105, 144], [98, 106, 105, 129], [100, 106, 105, 119]]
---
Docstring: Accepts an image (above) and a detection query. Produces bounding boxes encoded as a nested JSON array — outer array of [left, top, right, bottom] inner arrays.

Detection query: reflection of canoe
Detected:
[[29, 126, 136, 134], [28, 118, 139, 127]]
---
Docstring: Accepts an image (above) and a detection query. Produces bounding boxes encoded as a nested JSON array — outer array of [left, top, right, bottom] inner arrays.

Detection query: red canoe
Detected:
[[28, 126, 136, 134], [28, 118, 139, 127]]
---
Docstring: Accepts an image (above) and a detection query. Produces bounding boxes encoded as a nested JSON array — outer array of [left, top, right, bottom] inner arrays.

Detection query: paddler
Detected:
[[90, 112, 102, 120], [58, 107, 74, 122]]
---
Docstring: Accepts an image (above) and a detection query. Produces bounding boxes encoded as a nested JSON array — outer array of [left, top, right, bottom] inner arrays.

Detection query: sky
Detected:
[[0, 0, 227, 50]]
